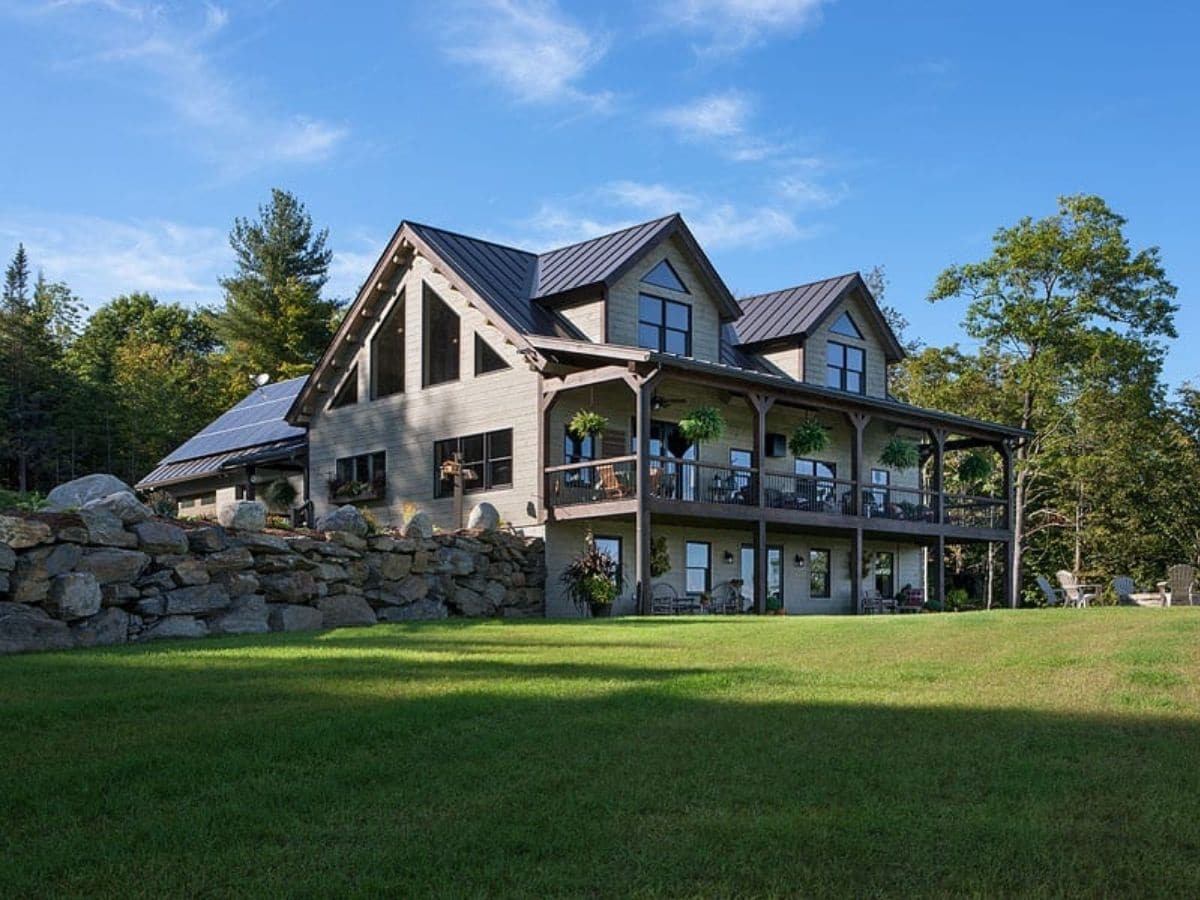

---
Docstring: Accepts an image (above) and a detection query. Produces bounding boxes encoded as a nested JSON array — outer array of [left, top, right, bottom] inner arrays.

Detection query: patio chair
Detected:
[[1159, 564, 1196, 607], [897, 587, 924, 613], [1111, 576, 1136, 606], [650, 582, 678, 615], [596, 464, 632, 499], [861, 588, 884, 614], [1036, 576, 1064, 607], [1056, 570, 1096, 608]]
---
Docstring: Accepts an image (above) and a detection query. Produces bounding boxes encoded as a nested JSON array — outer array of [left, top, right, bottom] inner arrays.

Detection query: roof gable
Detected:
[[731, 272, 905, 362]]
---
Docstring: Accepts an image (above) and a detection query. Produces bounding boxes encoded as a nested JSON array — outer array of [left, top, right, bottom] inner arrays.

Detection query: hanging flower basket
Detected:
[[567, 410, 608, 440], [879, 437, 919, 471], [956, 451, 993, 485], [788, 419, 829, 457], [677, 405, 725, 443]]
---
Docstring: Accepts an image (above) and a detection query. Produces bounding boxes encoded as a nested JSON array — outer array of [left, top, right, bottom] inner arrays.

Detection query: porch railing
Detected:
[[545, 456, 1009, 531]]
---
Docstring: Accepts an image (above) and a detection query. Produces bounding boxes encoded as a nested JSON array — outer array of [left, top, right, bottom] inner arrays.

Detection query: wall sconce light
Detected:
[[794, 553, 806, 568], [723, 550, 735, 564]]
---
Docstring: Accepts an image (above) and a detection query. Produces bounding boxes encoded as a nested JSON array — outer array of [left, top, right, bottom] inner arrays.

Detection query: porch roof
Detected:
[[529, 335, 1030, 442]]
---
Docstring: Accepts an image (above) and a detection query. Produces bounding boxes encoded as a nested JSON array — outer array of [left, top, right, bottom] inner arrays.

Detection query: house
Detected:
[[145, 213, 1024, 615], [136, 376, 308, 519]]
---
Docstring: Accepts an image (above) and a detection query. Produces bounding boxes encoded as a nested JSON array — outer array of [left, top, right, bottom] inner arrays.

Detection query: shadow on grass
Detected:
[[1, 632, 1197, 897]]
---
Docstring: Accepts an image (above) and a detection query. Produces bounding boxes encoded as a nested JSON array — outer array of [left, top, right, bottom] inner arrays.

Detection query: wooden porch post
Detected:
[[1000, 440, 1018, 608], [933, 534, 946, 610], [846, 413, 870, 516], [538, 382, 558, 522], [749, 393, 774, 615], [930, 428, 946, 525], [634, 370, 661, 614], [850, 527, 863, 615]]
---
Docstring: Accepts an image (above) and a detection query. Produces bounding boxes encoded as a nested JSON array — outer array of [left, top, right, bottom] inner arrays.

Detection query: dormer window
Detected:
[[638, 293, 692, 356], [641, 259, 689, 293], [830, 312, 863, 339], [827, 341, 865, 393]]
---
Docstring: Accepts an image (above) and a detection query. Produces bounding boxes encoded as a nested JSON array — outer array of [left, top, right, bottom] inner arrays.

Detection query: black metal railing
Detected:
[[944, 494, 1008, 529], [545, 456, 636, 508], [762, 472, 857, 515], [862, 484, 937, 523], [648, 456, 756, 506]]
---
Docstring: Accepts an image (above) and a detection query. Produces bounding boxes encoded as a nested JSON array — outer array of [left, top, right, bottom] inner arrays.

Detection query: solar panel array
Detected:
[[159, 375, 308, 465]]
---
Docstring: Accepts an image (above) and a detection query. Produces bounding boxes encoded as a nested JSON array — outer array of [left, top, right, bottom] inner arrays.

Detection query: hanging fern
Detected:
[[788, 419, 829, 457], [879, 437, 919, 471], [567, 410, 608, 440], [677, 405, 725, 443], [956, 451, 993, 485]]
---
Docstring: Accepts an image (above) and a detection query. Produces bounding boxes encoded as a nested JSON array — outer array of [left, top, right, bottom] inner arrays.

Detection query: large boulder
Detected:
[[10, 544, 83, 604], [218, 500, 267, 532], [77, 548, 150, 584], [317, 594, 376, 628], [45, 474, 134, 511], [467, 502, 501, 532], [187, 525, 228, 553], [161, 584, 231, 616], [72, 608, 129, 647], [315, 505, 369, 537], [403, 511, 434, 539], [132, 520, 188, 555], [377, 598, 448, 621], [260, 571, 318, 603], [0, 515, 52, 550], [78, 507, 138, 548], [0, 543, 15, 571], [268, 603, 324, 632], [209, 596, 270, 634], [0, 602, 73, 653], [47, 572, 102, 620], [142, 615, 208, 641], [81, 491, 152, 525]]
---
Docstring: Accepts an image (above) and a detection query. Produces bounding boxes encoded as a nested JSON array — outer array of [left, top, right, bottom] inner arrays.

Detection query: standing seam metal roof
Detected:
[[729, 273, 859, 346], [533, 215, 676, 297]]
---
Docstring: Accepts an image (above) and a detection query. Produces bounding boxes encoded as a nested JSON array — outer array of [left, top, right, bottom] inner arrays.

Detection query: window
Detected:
[[809, 548, 831, 598], [730, 448, 753, 494], [637, 294, 691, 356], [330, 364, 358, 409], [826, 341, 865, 393], [594, 535, 623, 590], [474, 333, 509, 375], [564, 427, 595, 485], [371, 290, 405, 398], [641, 259, 689, 293], [434, 429, 513, 497], [870, 468, 890, 511], [423, 283, 460, 386], [795, 458, 837, 503], [830, 311, 863, 339], [739, 544, 782, 609], [235, 484, 247, 500], [178, 491, 215, 510], [335, 451, 386, 488], [685, 541, 711, 595], [874, 552, 895, 599]]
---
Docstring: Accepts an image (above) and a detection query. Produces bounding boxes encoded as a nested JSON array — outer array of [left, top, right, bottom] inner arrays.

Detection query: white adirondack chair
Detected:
[[1056, 570, 1096, 608], [1159, 565, 1196, 607]]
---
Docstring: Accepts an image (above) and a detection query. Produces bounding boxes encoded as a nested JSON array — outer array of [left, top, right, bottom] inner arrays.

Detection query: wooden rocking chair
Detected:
[[596, 464, 632, 499]]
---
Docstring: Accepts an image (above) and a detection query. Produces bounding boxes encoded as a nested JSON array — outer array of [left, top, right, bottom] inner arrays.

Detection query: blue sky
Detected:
[[2, 0, 1196, 386]]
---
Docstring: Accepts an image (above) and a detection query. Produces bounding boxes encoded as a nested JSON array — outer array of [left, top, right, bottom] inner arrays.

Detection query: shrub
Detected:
[[263, 479, 298, 510], [650, 534, 671, 577], [145, 490, 177, 518], [561, 532, 619, 615], [0, 489, 48, 512], [945, 588, 970, 611]]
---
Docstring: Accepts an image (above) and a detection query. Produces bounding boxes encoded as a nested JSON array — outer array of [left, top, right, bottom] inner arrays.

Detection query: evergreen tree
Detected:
[[214, 189, 341, 379]]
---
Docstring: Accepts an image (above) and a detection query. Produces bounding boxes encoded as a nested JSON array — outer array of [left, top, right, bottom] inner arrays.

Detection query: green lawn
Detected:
[[2, 610, 1198, 897]]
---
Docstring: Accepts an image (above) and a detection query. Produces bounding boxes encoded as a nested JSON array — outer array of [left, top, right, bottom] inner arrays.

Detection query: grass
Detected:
[[2, 609, 1198, 897]]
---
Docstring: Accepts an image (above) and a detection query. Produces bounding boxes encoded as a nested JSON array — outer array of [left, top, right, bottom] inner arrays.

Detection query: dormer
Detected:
[[730, 272, 905, 399]]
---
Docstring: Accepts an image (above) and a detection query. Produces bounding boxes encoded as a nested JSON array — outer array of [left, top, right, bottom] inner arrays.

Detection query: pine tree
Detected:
[[214, 189, 341, 379]]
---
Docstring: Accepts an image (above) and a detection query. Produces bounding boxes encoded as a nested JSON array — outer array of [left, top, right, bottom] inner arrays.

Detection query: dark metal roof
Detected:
[[730, 273, 859, 345], [159, 376, 307, 465], [136, 438, 306, 490], [533, 215, 677, 297]]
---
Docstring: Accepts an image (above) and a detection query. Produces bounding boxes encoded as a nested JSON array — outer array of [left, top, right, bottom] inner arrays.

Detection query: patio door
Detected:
[[740, 544, 784, 610], [634, 419, 699, 500]]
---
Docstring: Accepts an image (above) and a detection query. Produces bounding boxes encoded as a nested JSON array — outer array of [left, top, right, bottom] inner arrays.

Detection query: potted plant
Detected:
[[568, 410, 608, 441], [677, 405, 725, 444], [561, 531, 620, 618], [789, 419, 829, 457], [879, 437, 919, 471], [957, 451, 993, 485]]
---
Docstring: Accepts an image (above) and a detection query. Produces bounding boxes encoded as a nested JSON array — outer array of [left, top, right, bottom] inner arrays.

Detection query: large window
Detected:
[[685, 541, 711, 595], [637, 294, 691, 356], [330, 364, 358, 409], [434, 429, 513, 497], [830, 311, 863, 339], [826, 341, 865, 393], [423, 283, 460, 386], [564, 427, 595, 485], [641, 259, 689, 293], [809, 548, 831, 598], [594, 535, 623, 591], [474, 333, 509, 375], [371, 290, 405, 398], [874, 552, 894, 599], [336, 451, 386, 488]]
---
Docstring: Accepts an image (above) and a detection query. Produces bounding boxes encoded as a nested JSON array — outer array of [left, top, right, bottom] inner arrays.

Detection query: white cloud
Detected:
[[603, 180, 698, 212], [23, 2, 347, 174], [776, 173, 848, 209], [665, 0, 830, 53], [656, 90, 785, 161], [0, 214, 229, 309], [442, 0, 611, 109]]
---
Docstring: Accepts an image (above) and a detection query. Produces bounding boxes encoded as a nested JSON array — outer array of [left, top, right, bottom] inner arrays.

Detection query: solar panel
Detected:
[[159, 375, 308, 464]]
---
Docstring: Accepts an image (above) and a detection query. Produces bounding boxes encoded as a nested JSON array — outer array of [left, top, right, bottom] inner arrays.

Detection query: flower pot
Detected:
[[589, 601, 612, 618]]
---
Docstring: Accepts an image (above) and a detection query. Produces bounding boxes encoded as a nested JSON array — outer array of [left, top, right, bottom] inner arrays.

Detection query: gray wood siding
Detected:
[[760, 343, 803, 380], [557, 297, 605, 342], [605, 234, 723, 363], [307, 254, 541, 530], [802, 290, 889, 398]]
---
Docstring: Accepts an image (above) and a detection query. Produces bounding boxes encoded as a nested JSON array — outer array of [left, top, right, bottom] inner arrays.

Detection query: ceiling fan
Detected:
[[650, 394, 684, 411]]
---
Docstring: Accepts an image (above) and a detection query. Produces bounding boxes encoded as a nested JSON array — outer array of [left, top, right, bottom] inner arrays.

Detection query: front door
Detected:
[[740, 544, 784, 611]]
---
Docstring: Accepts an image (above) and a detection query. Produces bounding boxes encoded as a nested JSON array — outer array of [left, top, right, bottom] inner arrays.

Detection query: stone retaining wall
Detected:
[[0, 509, 545, 654]]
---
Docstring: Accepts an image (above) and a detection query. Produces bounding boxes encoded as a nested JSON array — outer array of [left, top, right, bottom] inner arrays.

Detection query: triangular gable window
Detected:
[[641, 259, 689, 294], [830, 312, 863, 339], [330, 364, 358, 409], [474, 333, 510, 375]]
